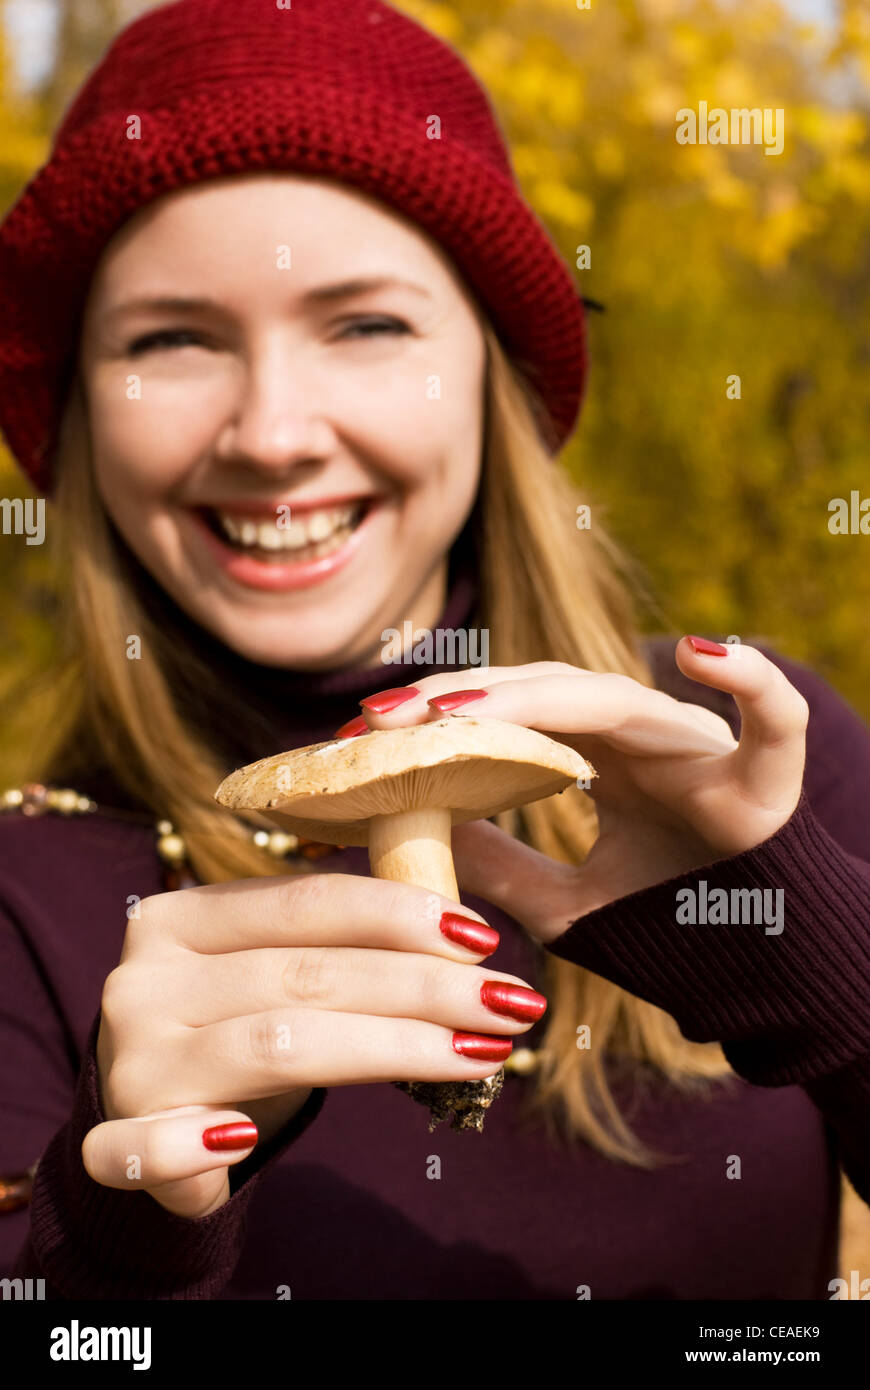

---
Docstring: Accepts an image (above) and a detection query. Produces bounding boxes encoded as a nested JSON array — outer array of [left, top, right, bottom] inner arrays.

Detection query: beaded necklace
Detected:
[[0, 780, 336, 890]]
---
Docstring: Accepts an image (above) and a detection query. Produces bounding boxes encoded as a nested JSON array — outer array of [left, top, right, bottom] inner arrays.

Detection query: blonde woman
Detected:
[[1, 0, 868, 1301]]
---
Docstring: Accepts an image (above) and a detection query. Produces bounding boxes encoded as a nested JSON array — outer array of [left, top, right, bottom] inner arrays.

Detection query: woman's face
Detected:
[[78, 172, 486, 669]]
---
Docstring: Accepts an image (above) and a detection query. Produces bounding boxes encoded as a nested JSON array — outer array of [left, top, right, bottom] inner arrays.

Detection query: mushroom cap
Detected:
[[214, 716, 597, 846]]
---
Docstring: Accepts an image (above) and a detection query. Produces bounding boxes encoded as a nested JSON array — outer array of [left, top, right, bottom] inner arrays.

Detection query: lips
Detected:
[[187, 495, 380, 593]]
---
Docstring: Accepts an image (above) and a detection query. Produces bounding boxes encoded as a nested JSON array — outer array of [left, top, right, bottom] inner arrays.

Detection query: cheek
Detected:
[[89, 374, 217, 503], [356, 354, 483, 492], [424, 340, 486, 465]]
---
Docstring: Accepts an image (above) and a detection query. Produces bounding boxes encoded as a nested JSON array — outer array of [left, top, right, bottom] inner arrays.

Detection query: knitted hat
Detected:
[[0, 0, 588, 497]]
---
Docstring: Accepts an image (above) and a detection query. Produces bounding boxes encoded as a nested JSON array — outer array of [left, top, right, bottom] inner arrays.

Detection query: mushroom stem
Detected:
[[367, 805, 504, 1134], [367, 807, 458, 898]]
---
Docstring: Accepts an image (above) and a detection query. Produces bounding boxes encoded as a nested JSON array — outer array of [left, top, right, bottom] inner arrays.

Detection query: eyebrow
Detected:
[[100, 276, 433, 323]]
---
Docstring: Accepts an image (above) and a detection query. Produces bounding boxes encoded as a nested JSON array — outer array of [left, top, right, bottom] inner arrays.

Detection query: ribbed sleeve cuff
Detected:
[[803, 1050, 870, 1204], [24, 1012, 327, 1300], [545, 792, 870, 1087]]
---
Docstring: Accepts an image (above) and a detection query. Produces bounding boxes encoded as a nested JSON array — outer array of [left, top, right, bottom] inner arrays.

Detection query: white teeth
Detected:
[[306, 511, 334, 542], [257, 523, 284, 551], [212, 503, 362, 551]]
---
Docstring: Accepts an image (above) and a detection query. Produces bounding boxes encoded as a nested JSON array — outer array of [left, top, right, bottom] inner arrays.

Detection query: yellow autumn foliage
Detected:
[[1, 0, 869, 770]]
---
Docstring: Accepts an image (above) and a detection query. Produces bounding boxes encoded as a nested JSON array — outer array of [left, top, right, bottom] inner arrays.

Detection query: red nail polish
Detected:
[[202, 1122, 258, 1152], [359, 686, 420, 713], [687, 636, 729, 656], [333, 714, 369, 739], [428, 690, 488, 713], [480, 981, 548, 1022], [440, 911, 500, 956], [452, 1032, 513, 1061]]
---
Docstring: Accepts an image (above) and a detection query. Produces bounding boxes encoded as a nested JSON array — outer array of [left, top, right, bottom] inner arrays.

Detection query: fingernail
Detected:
[[333, 714, 369, 739], [452, 1032, 513, 1061], [480, 981, 548, 1022], [359, 686, 421, 713], [440, 910, 500, 956], [428, 689, 488, 713], [202, 1122, 258, 1152], [687, 636, 729, 656]]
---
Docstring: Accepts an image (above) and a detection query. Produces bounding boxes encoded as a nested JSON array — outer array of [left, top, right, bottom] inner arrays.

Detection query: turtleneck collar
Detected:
[[211, 557, 476, 705]]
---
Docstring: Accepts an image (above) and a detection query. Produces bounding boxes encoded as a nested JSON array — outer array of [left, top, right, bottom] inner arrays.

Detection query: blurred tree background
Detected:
[[1, 0, 869, 767], [1, 0, 868, 1280]]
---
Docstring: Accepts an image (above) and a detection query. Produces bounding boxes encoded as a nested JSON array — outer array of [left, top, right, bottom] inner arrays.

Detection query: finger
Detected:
[[353, 663, 579, 731], [416, 672, 738, 758], [174, 1008, 519, 1099], [81, 1105, 257, 1214], [173, 947, 539, 1027], [137, 873, 496, 959], [675, 637, 809, 807], [451, 818, 586, 942]]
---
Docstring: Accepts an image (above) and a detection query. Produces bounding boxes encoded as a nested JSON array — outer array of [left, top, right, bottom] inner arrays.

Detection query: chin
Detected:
[[205, 609, 380, 671]]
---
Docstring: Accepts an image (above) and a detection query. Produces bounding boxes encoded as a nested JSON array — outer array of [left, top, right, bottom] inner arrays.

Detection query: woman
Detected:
[[1, 0, 868, 1301]]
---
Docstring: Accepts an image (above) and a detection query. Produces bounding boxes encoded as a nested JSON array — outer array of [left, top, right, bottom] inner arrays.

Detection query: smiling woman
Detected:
[[74, 173, 487, 665], [1, 0, 870, 1310]]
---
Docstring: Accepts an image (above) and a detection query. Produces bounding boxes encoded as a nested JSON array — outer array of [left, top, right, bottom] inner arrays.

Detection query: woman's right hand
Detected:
[[82, 872, 545, 1218]]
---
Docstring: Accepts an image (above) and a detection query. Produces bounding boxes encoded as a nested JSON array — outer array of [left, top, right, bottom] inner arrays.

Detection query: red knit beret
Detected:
[[0, 0, 588, 497]]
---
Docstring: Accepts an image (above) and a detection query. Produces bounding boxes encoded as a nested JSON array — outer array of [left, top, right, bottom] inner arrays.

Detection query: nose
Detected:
[[214, 339, 333, 476]]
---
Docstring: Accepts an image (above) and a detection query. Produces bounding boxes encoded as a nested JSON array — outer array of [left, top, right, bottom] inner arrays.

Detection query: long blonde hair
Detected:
[[25, 316, 733, 1165]]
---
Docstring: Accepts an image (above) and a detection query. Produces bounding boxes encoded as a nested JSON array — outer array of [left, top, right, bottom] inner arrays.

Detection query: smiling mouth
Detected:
[[195, 500, 371, 564]]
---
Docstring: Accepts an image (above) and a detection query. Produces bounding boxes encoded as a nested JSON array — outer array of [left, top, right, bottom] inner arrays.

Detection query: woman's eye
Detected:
[[337, 316, 411, 340], [127, 329, 207, 356], [126, 319, 410, 355]]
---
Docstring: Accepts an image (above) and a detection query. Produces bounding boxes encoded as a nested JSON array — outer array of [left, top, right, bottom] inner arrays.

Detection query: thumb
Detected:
[[82, 1105, 258, 1218]]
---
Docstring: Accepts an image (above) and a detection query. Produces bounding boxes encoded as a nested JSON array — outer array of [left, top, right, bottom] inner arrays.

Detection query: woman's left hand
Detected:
[[347, 638, 810, 945]]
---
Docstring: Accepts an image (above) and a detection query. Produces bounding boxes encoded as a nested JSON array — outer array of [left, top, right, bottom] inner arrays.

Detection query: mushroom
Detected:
[[214, 716, 596, 1132]]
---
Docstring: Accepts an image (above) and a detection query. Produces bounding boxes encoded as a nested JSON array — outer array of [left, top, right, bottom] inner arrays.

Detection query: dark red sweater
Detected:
[[3, 568, 870, 1299]]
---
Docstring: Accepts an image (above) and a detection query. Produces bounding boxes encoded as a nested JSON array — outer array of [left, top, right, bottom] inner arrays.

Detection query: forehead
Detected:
[[87, 171, 465, 298]]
